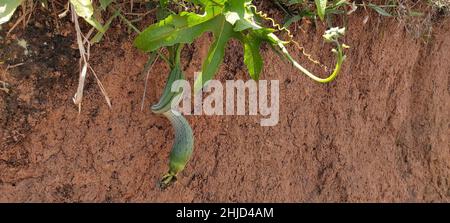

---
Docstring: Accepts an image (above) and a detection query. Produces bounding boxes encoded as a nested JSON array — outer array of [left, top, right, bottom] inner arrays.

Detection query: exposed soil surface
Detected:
[[0, 3, 449, 202]]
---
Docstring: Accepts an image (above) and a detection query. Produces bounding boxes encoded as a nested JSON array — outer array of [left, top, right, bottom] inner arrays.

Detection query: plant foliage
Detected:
[[0, 0, 22, 25], [1, 0, 349, 188], [133, 0, 347, 187]]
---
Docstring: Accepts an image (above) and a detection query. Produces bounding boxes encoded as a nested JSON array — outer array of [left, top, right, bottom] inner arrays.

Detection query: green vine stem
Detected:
[[280, 37, 345, 83], [248, 4, 347, 83], [267, 30, 347, 84]]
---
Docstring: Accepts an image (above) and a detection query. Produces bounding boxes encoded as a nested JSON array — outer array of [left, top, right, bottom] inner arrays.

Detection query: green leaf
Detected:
[[186, 0, 227, 7], [224, 0, 260, 32], [156, 5, 171, 21], [283, 9, 316, 27], [242, 34, 263, 80], [0, 0, 23, 25], [70, 0, 105, 32], [134, 6, 223, 52], [193, 16, 236, 93], [100, 0, 114, 10], [283, 14, 301, 28], [367, 3, 392, 17], [288, 0, 303, 6], [84, 17, 105, 33], [70, 0, 93, 18], [135, 7, 238, 92], [91, 10, 120, 44], [315, 0, 327, 21], [240, 28, 284, 79]]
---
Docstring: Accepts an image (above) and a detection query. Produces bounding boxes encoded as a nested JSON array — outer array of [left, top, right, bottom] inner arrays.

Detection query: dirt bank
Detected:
[[0, 6, 449, 202]]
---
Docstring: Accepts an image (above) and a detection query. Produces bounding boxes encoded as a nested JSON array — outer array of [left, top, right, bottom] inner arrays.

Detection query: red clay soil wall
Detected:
[[0, 9, 449, 202]]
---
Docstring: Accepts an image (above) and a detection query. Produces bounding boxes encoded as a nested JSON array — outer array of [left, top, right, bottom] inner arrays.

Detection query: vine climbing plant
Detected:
[[1, 0, 348, 188], [134, 0, 347, 188]]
